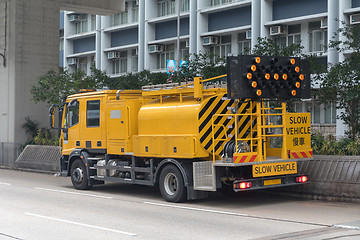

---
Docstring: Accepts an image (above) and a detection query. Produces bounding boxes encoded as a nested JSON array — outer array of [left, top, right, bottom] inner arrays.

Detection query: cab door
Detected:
[[62, 100, 80, 155], [83, 99, 104, 150]]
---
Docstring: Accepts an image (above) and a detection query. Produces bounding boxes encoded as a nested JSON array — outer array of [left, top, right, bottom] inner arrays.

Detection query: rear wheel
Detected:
[[70, 159, 92, 190], [159, 165, 186, 203]]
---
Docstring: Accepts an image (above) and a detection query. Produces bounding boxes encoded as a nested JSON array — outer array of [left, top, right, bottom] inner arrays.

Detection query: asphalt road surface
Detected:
[[0, 168, 360, 240]]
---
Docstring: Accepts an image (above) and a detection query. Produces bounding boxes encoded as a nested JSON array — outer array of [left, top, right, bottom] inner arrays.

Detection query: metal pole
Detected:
[[176, 0, 181, 71]]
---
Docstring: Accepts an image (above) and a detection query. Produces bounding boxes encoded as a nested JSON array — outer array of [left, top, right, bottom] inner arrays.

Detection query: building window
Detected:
[[132, 4, 139, 22], [75, 14, 88, 34], [59, 39, 64, 51], [113, 51, 128, 74], [131, 49, 138, 72], [272, 25, 301, 52], [292, 101, 336, 125], [210, 35, 231, 62], [238, 32, 251, 55], [91, 14, 96, 31], [324, 103, 337, 124], [180, 42, 189, 61], [112, 9, 128, 26], [78, 57, 87, 73], [86, 100, 100, 127], [181, 0, 190, 12], [158, 0, 176, 17], [157, 44, 175, 70], [211, 0, 238, 6], [309, 21, 327, 53]]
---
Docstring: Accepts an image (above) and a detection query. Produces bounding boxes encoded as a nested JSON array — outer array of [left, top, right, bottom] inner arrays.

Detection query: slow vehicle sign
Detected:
[[252, 161, 297, 177]]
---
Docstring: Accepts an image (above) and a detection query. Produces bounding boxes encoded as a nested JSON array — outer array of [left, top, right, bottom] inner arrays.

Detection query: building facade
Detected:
[[60, 0, 360, 138]]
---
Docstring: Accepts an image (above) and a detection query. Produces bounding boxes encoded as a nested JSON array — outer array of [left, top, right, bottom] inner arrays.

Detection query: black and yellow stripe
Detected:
[[198, 95, 257, 156]]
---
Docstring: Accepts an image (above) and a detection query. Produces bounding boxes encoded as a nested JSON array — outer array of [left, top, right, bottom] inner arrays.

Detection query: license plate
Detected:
[[253, 162, 297, 177], [264, 179, 281, 186]]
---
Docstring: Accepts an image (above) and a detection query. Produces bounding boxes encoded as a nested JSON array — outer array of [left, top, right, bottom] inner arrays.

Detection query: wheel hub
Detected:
[[164, 173, 178, 196], [73, 167, 84, 183]]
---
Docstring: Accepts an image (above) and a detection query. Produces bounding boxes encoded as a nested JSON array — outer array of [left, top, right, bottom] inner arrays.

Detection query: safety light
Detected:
[[274, 73, 279, 80], [265, 73, 271, 80], [246, 73, 252, 79], [226, 55, 310, 99], [296, 176, 308, 183]]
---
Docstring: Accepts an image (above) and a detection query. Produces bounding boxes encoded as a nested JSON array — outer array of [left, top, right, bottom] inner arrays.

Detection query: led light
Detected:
[[239, 182, 252, 189], [295, 66, 300, 73], [282, 74, 288, 80], [290, 58, 296, 65], [291, 90, 297, 96], [296, 176, 308, 183], [299, 74, 305, 81], [256, 89, 262, 96], [247, 73, 253, 79], [251, 65, 257, 72], [265, 73, 271, 80], [255, 57, 261, 64], [274, 73, 279, 80], [295, 82, 301, 88], [251, 81, 257, 88]]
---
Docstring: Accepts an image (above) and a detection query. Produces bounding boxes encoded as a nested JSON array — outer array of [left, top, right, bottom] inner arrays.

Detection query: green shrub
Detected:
[[312, 132, 360, 155]]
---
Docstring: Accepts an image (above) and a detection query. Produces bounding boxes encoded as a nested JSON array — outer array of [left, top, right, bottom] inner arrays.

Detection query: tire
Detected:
[[70, 159, 92, 190], [159, 165, 187, 203]]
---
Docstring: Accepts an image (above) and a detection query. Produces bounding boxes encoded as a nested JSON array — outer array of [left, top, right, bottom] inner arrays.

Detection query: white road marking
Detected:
[[143, 201, 248, 217], [0, 182, 11, 186], [25, 213, 137, 236], [333, 225, 360, 230], [34, 187, 113, 199]]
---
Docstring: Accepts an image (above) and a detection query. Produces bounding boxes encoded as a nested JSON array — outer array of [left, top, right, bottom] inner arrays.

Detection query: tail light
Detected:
[[296, 176, 308, 183], [234, 182, 252, 189]]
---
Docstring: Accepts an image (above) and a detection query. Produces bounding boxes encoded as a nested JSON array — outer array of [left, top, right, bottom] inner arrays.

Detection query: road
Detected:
[[0, 169, 360, 240]]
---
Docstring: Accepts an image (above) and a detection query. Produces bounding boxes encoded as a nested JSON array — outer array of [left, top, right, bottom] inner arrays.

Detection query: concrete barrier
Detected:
[[283, 155, 360, 201], [14, 145, 61, 172], [11, 146, 360, 201]]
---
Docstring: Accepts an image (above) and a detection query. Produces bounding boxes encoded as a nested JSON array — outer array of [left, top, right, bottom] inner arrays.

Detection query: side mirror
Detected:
[[49, 105, 55, 129]]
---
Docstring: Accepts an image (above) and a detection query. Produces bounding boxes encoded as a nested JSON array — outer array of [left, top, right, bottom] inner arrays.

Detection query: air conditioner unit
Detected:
[[246, 30, 251, 39], [149, 45, 164, 53], [320, 18, 328, 29], [185, 40, 190, 48], [202, 36, 219, 46], [270, 26, 286, 36], [67, 57, 78, 65], [69, 14, 80, 22], [350, 13, 360, 24], [107, 51, 120, 60]]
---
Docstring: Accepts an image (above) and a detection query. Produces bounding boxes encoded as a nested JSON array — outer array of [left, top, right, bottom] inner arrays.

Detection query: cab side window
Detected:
[[87, 100, 100, 127], [64, 100, 79, 128]]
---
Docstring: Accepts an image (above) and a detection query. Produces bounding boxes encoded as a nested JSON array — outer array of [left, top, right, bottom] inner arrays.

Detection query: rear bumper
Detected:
[[233, 174, 308, 192]]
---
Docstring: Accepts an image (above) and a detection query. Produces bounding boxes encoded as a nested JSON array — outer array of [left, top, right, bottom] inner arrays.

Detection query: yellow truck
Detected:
[[50, 55, 312, 202]]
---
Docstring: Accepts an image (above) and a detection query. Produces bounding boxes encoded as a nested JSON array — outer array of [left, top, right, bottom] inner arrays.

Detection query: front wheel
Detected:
[[159, 165, 187, 203], [70, 159, 92, 190]]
